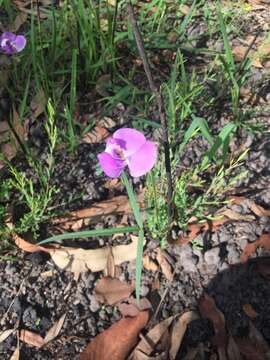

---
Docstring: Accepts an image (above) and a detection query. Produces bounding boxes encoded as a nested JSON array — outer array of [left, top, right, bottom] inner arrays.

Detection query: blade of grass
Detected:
[[37, 225, 139, 245]]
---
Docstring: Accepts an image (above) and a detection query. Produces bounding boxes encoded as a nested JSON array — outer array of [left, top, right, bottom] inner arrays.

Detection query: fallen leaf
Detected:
[[11, 12, 28, 32], [175, 218, 228, 245], [0, 329, 15, 343], [80, 311, 149, 360], [12, 232, 52, 253], [241, 234, 270, 262], [30, 88, 47, 118], [50, 235, 140, 277], [143, 255, 158, 272], [198, 293, 227, 358], [105, 247, 115, 278], [249, 201, 270, 217], [40, 270, 54, 278], [156, 249, 173, 281], [118, 297, 152, 317], [94, 277, 134, 305], [243, 304, 258, 319], [51, 193, 144, 231], [255, 258, 270, 280], [44, 314, 66, 344], [81, 125, 109, 144], [10, 335, 20, 360], [227, 336, 242, 360], [234, 321, 270, 360], [169, 311, 199, 360], [19, 329, 44, 348], [219, 209, 254, 222], [132, 316, 175, 358]]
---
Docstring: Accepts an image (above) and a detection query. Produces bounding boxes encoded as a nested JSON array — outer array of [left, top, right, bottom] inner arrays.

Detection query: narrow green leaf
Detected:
[[37, 225, 139, 245]]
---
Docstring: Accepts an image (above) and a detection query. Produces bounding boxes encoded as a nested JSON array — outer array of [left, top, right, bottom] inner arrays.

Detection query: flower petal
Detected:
[[113, 128, 146, 157], [14, 35, 26, 52], [98, 152, 125, 178], [128, 141, 157, 177], [1, 32, 16, 43]]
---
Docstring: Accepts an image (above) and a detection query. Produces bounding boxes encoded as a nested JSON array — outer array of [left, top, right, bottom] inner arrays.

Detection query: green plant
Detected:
[[8, 100, 58, 236]]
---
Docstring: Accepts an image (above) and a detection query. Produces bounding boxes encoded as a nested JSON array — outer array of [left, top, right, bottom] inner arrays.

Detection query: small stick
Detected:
[[127, 1, 174, 223]]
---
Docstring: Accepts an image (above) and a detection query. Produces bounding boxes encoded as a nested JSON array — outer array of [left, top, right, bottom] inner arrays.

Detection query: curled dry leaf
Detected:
[[143, 254, 158, 272], [0, 329, 15, 343], [19, 329, 44, 348], [249, 201, 270, 217], [51, 193, 144, 231], [156, 249, 173, 281], [132, 316, 175, 359], [243, 304, 258, 319], [44, 314, 66, 345], [81, 125, 109, 144], [118, 297, 152, 317], [11, 12, 28, 32], [169, 312, 199, 360], [30, 88, 47, 118], [241, 234, 270, 262], [198, 293, 227, 356], [50, 235, 139, 277], [176, 218, 228, 245], [94, 277, 134, 306], [80, 311, 149, 360]]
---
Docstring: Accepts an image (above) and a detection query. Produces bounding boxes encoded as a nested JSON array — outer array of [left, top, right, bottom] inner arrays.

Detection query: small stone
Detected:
[[89, 295, 100, 312], [204, 247, 220, 266]]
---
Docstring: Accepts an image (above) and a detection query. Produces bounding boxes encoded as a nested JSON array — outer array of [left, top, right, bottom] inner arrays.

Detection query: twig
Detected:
[[126, 1, 174, 223]]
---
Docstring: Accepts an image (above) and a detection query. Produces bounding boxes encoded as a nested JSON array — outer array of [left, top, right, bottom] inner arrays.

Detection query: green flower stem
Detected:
[[121, 171, 144, 301]]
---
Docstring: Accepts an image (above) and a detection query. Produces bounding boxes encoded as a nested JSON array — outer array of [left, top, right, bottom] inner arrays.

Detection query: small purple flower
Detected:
[[0, 32, 26, 55], [98, 128, 158, 178]]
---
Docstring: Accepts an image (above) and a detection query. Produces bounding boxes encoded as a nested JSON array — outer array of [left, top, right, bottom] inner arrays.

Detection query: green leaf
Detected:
[[121, 171, 143, 228], [37, 225, 139, 245]]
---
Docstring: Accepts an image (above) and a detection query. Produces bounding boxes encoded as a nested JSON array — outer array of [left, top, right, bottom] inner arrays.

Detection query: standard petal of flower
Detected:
[[128, 141, 157, 177], [0, 32, 16, 43], [98, 152, 125, 178], [113, 128, 146, 157], [14, 35, 26, 52]]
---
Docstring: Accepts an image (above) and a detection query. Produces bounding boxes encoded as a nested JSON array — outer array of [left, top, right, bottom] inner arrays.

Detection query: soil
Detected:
[[1, 2, 270, 360]]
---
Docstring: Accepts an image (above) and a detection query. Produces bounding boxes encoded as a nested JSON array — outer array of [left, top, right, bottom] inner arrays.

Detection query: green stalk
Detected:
[[121, 171, 144, 300]]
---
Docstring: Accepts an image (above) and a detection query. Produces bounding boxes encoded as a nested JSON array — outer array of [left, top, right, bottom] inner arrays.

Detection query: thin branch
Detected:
[[127, 0, 174, 223]]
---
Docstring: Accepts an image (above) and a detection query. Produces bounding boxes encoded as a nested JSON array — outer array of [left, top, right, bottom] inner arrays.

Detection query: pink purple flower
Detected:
[[0, 32, 26, 55], [98, 128, 157, 178]]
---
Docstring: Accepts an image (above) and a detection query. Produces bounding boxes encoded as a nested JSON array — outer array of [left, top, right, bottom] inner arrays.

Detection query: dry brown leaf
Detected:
[[241, 234, 270, 262], [11, 12, 28, 32], [175, 218, 228, 245], [51, 193, 144, 231], [235, 321, 270, 360], [132, 316, 175, 358], [80, 311, 149, 360], [50, 235, 140, 277], [19, 329, 44, 348], [44, 313, 66, 345], [255, 258, 270, 280], [227, 336, 241, 360], [198, 294, 227, 356], [105, 247, 115, 278], [94, 277, 134, 306], [81, 125, 109, 144], [10, 337, 20, 360], [249, 201, 270, 217], [143, 255, 158, 272], [169, 311, 199, 360], [220, 209, 254, 222], [156, 249, 173, 281], [0, 329, 15, 343], [232, 45, 251, 62], [12, 233, 52, 253], [243, 304, 258, 319], [30, 88, 47, 118], [118, 297, 152, 317]]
